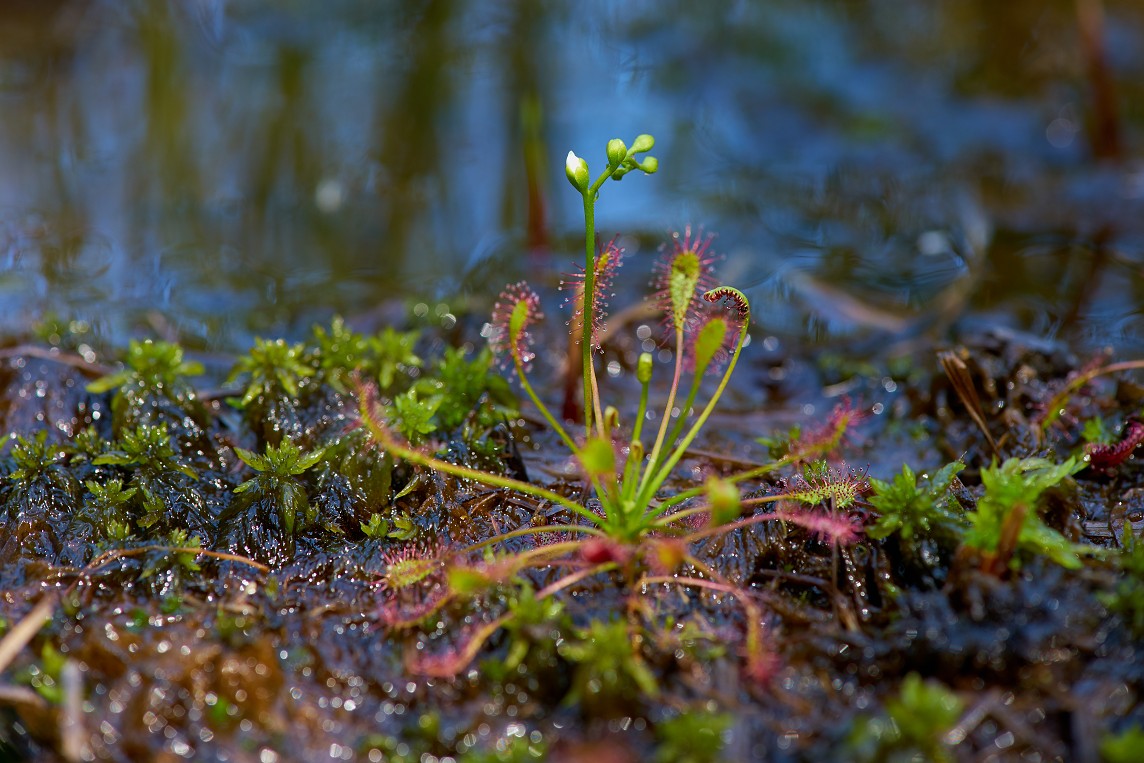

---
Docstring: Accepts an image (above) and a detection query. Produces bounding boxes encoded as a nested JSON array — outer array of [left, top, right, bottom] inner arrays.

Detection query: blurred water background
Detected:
[[2, 0, 1143, 355]]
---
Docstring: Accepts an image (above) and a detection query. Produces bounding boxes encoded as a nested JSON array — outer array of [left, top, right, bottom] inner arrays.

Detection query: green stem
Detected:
[[1038, 359, 1144, 431], [636, 320, 749, 509], [486, 540, 589, 570], [461, 524, 606, 557], [581, 191, 596, 437], [675, 510, 785, 544], [648, 453, 794, 518], [620, 374, 652, 503], [515, 354, 580, 458], [359, 398, 601, 526], [652, 493, 783, 528], [638, 329, 684, 496], [578, 166, 622, 436], [535, 561, 616, 599], [652, 373, 703, 478], [588, 353, 605, 438]]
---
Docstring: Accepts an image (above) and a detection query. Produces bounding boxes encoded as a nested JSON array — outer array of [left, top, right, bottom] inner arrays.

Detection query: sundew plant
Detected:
[[356, 134, 866, 675]]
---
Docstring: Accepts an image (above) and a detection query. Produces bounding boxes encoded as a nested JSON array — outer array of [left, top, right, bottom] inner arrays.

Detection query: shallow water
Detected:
[[2, 0, 1144, 353]]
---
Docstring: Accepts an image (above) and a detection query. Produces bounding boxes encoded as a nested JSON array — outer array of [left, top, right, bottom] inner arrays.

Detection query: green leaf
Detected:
[[704, 476, 740, 527], [667, 251, 701, 330], [579, 436, 616, 477], [389, 514, 417, 541], [691, 317, 729, 375], [85, 371, 132, 395], [360, 513, 389, 539], [964, 456, 1087, 570], [234, 447, 269, 472], [294, 448, 326, 473], [1101, 726, 1144, 763], [392, 389, 440, 443]]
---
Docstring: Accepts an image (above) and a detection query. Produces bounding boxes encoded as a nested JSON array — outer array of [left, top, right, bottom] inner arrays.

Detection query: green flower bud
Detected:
[[604, 405, 621, 435], [628, 439, 644, 466], [637, 352, 654, 384], [631, 134, 655, 153], [565, 151, 590, 192], [705, 476, 741, 527], [606, 138, 628, 168], [639, 156, 658, 174]]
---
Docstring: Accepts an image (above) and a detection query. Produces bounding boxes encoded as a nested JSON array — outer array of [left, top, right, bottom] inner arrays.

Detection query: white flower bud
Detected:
[[565, 151, 590, 192]]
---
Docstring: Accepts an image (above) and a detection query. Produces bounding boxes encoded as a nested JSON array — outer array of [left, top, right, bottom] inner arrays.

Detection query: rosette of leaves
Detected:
[[387, 346, 516, 456], [2, 431, 80, 556], [86, 339, 208, 441], [62, 425, 114, 484], [216, 438, 325, 566], [309, 317, 422, 397], [226, 338, 315, 443], [962, 456, 1088, 575], [92, 423, 209, 537], [868, 461, 967, 583], [308, 316, 374, 394], [78, 478, 137, 545]]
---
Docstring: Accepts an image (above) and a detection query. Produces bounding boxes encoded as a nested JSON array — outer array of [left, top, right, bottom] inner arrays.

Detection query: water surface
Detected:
[[2, 0, 1143, 353]]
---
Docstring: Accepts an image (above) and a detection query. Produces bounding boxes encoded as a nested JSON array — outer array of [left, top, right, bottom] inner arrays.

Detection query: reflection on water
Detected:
[[1, 0, 1143, 352]]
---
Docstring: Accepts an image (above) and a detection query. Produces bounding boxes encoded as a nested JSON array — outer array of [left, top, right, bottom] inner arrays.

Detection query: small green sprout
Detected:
[[963, 456, 1088, 574], [87, 339, 203, 395], [848, 673, 964, 763], [309, 317, 423, 395], [372, 326, 424, 393], [424, 346, 513, 431], [868, 461, 966, 543], [387, 512, 418, 541], [309, 316, 374, 393], [93, 424, 197, 480], [234, 438, 325, 535], [560, 618, 659, 710], [90, 424, 204, 531], [360, 512, 389, 539], [83, 478, 137, 523], [654, 710, 732, 763], [9, 430, 70, 485], [390, 388, 441, 444], [86, 339, 206, 435], [227, 337, 315, 408]]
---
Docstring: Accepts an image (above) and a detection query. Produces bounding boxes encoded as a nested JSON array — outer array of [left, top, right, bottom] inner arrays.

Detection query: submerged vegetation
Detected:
[[0, 135, 1142, 761]]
